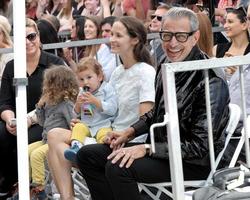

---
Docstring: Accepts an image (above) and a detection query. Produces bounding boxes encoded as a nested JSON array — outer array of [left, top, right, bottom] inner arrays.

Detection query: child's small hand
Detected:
[[82, 92, 102, 109]]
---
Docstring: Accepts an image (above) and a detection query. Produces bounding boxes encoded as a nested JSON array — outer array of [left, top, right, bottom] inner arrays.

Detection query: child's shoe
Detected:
[[30, 183, 47, 200], [64, 144, 80, 163]]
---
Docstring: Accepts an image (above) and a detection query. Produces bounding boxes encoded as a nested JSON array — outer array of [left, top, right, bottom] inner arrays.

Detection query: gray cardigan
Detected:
[[36, 100, 75, 142]]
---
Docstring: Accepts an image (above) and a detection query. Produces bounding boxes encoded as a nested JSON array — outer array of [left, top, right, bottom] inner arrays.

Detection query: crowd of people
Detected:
[[0, 0, 250, 200]]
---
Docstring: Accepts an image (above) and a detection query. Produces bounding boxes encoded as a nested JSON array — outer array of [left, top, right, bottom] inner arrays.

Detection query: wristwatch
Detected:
[[144, 144, 152, 156]]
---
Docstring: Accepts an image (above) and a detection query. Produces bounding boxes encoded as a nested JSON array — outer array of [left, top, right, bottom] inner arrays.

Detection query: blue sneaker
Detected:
[[64, 144, 80, 163]]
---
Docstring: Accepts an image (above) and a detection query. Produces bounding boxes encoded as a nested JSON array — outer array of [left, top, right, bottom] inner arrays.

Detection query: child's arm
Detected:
[[35, 95, 47, 126], [35, 105, 45, 127], [86, 83, 118, 116], [63, 101, 76, 128], [100, 84, 118, 116]]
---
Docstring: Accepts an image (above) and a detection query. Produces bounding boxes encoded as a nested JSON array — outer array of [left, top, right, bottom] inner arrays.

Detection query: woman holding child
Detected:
[[46, 16, 156, 199]]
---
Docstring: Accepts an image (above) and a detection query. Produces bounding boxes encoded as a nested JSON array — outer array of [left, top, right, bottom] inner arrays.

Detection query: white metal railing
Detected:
[[160, 54, 250, 200]]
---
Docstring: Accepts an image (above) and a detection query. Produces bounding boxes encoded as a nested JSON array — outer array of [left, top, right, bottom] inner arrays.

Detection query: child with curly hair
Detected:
[[28, 65, 79, 199]]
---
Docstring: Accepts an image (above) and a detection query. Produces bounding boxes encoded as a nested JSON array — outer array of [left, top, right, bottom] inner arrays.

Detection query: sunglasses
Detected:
[[150, 14, 163, 21], [26, 32, 37, 42], [225, 6, 247, 16]]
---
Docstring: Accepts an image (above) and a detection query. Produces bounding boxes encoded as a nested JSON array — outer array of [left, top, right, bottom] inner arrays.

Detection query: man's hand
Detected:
[[107, 145, 146, 168]]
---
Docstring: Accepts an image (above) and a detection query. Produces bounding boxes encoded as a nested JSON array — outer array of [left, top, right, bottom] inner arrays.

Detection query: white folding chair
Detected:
[[138, 103, 241, 200], [229, 115, 250, 168]]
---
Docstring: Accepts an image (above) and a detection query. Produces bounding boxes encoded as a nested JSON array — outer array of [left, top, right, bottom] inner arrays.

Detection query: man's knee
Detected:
[[105, 160, 130, 182]]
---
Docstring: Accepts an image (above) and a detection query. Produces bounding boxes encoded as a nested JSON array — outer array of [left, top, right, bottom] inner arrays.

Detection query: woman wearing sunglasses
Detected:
[[213, 6, 250, 80], [0, 18, 65, 198]]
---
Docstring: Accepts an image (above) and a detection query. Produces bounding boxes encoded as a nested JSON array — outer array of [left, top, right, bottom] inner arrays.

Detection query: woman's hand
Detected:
[[6, 120, 16, 135], [104, 130, 126, 150], [107, 145, 146, 168], [104, 127, 135, 150]]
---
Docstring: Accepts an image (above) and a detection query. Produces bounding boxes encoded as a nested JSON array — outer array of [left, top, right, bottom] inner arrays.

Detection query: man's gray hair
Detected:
[[162, 7, 199, 32]]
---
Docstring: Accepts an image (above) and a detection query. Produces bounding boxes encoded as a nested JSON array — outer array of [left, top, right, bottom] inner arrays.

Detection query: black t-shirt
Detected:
[[0, 50, 65, 115]]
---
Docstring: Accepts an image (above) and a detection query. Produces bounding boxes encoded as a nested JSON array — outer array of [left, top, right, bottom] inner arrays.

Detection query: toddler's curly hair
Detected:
[[42, 65, 79, 105]]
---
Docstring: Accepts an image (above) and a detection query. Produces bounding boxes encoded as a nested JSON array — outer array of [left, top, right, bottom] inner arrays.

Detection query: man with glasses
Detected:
[[149, 4, 171, 67], [76, 7, 230, 200]]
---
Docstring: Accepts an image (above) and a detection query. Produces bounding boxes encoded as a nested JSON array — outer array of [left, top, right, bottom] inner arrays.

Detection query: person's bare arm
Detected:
[[139, 101, 154, 116]]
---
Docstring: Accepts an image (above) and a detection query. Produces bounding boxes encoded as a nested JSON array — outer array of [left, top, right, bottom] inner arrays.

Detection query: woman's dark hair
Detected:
[[85, 16, 102, 37], [37, 19, 64, 57], [0, 0, 10, 12], [226, 6, 247, 23], [75, 15, 86, 40], [117, 16, 153, 66], [226, 6, 250, 41]]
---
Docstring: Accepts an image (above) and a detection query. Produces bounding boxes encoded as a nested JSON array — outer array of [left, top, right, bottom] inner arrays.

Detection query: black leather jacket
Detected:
[[132, 46, 230, 166]]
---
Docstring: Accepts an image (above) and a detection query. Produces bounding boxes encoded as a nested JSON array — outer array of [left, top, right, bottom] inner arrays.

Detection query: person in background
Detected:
[[57, 0, 74, 33], [122, 0, 151, 21], [81, 0, 103, 18], [63, 16, 101, 71], [63, 15, 86, 69], [71, 15, 86, 40], [76, 8, 230, 200], [72, 0, 84, 16], [100, 0, 123, 18], [213, 6, 250, 80], [64, 57, 118, 163], [98, 16, 117, 81], [148, 4, 171, 67], [0, 0, 12, 26], [0, 15, 13, 86], [47, 16, 155, 200], [221, 3, 250, 166], [26, 0, 38, 20], [215, 0, 239, 24], [36, 0, 62, 19], [196, 12, 214, 57], [41, 13, 61, 32], [0, 18, 65, 198], [36, 17, 64, 58], [100, 16, 116, 38]]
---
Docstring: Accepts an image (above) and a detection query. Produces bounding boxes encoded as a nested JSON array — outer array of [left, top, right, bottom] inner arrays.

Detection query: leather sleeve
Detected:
[[180, 76, 229, 162]]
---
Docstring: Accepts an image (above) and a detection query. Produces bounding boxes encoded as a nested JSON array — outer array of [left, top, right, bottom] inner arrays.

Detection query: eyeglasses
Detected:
[[26, 32, 37, 42], [150, 14, 163, 21], [159, 31, 196, 43]]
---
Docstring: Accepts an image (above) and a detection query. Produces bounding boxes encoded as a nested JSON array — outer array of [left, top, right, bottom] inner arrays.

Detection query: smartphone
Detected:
[[9, 118, 16, 127]]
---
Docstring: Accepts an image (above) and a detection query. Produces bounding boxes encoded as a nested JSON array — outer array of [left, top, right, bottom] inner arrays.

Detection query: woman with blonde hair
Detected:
[[0, 18, 65, 198], [0, 15, 13, 85]]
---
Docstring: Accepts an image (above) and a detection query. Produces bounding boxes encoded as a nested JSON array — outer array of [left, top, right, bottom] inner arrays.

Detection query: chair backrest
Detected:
[[229, 115, 250, 168], [225, 103, 242, 136], [205, 103, 241, 184]]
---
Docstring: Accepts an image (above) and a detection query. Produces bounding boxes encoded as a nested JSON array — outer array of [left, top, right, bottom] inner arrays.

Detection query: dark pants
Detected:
[[77, 143, 210, 200], [0, 121, 43, 192]]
